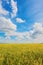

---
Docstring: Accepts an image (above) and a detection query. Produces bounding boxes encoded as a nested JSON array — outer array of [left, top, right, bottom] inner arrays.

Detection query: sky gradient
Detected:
[[0, 0, 43, 43]]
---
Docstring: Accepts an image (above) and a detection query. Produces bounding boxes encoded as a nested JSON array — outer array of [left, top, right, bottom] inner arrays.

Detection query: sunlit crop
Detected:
[[0, 44, 43, 65]]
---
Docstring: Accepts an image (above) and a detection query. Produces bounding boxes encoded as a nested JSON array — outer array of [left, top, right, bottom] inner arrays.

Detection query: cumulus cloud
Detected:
[[0, 16, 17, 33], [14, 22, 43, 43], [29, 22, 43, 43], [11, 0, 18, 18], [0, 14, 43, 43], [33, 22, 43, 33], [0, 0, 17, 41], [0, 0, 18, 18], [5, 22, 43, 43], [0, 0, 25, 43], [16, 18, 25, 23], [0, 18, 43, 43], [0, 0, 43, 43], [0, 0, 9, 16]]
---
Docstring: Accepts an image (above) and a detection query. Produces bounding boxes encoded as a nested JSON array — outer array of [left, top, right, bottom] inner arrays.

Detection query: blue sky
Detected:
[[0, 0, 43, 43]]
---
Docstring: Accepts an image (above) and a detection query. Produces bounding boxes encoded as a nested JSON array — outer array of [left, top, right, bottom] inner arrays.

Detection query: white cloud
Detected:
[[14, 22, 43, 43], [11, 0, 18, 18], [0, 0, 17, 43], [0, 16, 17, 34], [16, 18, 25, 23], [0, 0, 9, 16], [0, 0, 26, 43], [29, 22, 43, 43], [0, 16, 43, 43], [0, 21, 43, 43], [0, 0, 18, 18], [33, 22, 43, 33], [0, 0, 43, 43]]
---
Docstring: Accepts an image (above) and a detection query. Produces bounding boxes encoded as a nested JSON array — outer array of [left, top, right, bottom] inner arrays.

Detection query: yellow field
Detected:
[[0, 44, 43, 65]]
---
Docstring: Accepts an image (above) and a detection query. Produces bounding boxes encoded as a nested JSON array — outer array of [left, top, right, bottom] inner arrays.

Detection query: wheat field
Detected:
[[0, 44, 43, 65]]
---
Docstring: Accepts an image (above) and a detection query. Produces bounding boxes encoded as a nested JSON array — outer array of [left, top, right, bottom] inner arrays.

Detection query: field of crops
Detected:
[[0, 44, 43, 65]]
